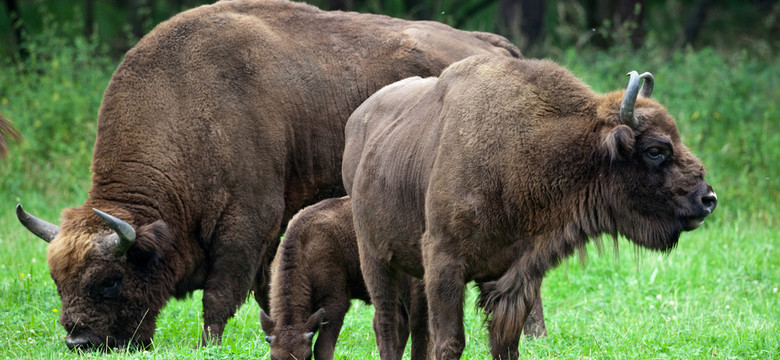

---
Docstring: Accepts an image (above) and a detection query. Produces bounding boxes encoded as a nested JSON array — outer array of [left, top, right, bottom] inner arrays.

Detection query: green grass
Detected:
[[1, 22, 778, 360], [1, 227, 777, 359]]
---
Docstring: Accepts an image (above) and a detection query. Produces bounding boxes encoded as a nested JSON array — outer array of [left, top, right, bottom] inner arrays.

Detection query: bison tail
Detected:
[[477, 267, 541, 345]]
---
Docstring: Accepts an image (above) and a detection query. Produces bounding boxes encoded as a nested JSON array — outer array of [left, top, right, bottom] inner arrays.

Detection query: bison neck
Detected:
[[86, 155, 209, 298], [448, 116, 619, 281], [269, 231, 313, 325]]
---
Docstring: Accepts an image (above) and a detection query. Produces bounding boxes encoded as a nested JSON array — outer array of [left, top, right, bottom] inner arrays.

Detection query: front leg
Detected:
[[478, 275, 542, 360], [200, 207, 274, 346], [313, 299, 351, 360], [200, 246, 259, 346], [523, 290, 547, 338]]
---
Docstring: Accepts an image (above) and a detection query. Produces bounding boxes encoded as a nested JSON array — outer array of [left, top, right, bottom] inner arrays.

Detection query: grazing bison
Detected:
[[15, 0, 522, 351], [260, 196, 429, 360], [342, 55, 717, 360], [0, 114, 20, 158]]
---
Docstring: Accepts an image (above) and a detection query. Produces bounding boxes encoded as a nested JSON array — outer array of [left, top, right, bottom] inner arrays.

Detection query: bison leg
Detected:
[[422, 246, 466, 360], [359, 251, 403, 359], [201, 256, 260, 345], [250, 244, 278, 313], [313, 299, 351, 360], [522, 290, 547, 338], [408, 278, 431, 360], [478, 276, 542, 360], [200, 205, 278, 346], [395, 295, 411, 358]]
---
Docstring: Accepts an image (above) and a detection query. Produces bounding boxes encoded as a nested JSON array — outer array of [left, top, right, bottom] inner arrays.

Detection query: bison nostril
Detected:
[[701, 191, 717, 214]]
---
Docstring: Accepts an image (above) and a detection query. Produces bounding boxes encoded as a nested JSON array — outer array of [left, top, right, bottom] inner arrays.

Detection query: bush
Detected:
[[0, 13, 114, 214]]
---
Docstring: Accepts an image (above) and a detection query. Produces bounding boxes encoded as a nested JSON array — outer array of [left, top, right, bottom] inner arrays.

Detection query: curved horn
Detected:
[[16, 204, 60, 242], [619, 71, 654, 129], [93, 208, 136, 256], [639, 72, 654, 98]]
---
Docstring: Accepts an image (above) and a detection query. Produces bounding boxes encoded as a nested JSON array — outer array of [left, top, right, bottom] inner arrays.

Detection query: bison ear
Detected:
[[127, 220, 171, 268], [601, 124, 636, 162], [304, 308, 325, 333], [259, 310, 275, 334]]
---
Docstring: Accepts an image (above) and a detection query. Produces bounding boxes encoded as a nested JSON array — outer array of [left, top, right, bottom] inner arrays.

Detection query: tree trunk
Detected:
[[585, 0, 645, 49], [497, 0, 545, 51], [4, 0, 27, 61], [615, 0, 646, 48], [682, 0, 713, 47], [85, 0, 95, 39], [129, 0, 152, 41]]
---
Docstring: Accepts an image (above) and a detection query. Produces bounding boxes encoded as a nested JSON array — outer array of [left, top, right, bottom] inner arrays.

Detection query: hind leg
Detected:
[[395, 293, 411, 359], [359, 246, 402, 359], [422, 241, 466, 360], [408, 278, 431, 360]]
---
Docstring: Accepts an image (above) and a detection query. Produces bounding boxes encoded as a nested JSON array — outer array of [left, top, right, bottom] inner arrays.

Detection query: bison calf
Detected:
[[342, 55, 716, 360], [260, 196, 429, 360]]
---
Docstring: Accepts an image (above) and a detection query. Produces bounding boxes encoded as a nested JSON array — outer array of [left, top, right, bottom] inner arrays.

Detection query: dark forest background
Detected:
[[1, 0, 779, 61]]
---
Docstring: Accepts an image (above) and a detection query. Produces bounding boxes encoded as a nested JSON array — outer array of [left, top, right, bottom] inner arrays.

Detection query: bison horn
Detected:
[[16, 204, 60, 242], [619, 71, 654, 129], [93, 208, 136, 256]]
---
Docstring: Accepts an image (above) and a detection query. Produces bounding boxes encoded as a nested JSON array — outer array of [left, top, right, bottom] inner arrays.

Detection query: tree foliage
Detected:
[[1, 0, 778, 61]]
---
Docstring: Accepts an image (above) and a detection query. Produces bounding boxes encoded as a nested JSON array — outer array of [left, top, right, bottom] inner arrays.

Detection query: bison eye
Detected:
[[101, 278, 122, 299], [643, 146, 668, 167]]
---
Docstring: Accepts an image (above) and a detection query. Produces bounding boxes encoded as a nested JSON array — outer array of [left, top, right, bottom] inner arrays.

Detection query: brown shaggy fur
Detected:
[[20, 0, 523, 351], [343, 55, 716, 360], [0, 113, 20, 158], [260, 197, 428, 360]]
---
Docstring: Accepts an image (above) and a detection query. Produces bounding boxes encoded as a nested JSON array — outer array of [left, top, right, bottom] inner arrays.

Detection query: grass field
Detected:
[[1, 29, 778, 359]]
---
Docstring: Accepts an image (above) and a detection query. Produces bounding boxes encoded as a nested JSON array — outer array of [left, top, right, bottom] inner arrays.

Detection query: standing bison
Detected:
[[15, 0, 522, 351], [342, 55, 717, 360], [260, 196, 429, 360]]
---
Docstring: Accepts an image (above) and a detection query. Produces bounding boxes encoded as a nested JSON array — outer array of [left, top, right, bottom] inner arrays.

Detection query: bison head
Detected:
[[259, 308, 324, 360], [17, 204, 174, 351], [597, 71, 717, 250]]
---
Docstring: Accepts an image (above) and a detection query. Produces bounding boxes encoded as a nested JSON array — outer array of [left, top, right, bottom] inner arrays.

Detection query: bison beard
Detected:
[[15, 0, 524, 352], [343, 56, 716, 360]]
